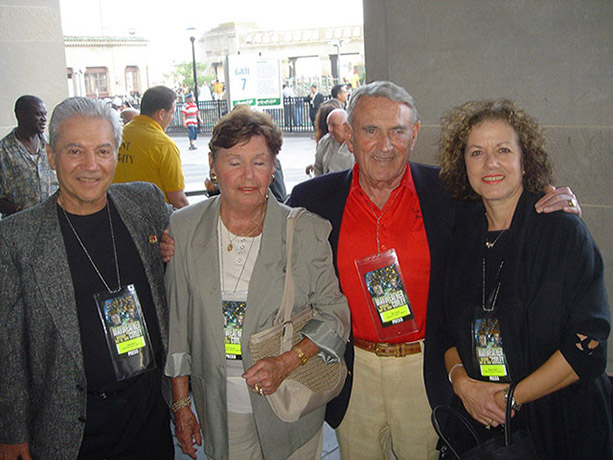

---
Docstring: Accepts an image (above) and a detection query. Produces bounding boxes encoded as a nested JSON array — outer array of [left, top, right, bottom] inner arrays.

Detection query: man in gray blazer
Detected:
[[0, 97, 173, 459]]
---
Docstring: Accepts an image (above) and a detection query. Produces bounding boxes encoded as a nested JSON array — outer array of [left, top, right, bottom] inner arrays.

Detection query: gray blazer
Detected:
[[0, 182, 171, 459], [164, 195, 350, 460]]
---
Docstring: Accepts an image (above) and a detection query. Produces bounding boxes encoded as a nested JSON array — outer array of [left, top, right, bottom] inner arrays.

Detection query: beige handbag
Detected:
[[248, 207, 347, 423]]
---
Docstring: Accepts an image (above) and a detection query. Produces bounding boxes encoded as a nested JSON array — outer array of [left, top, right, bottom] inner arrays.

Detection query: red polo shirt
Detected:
[[337, 163, 431, 343]]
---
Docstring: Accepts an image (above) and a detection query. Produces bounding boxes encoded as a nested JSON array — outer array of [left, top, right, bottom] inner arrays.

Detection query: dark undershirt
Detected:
[[58, 200, 172, 459], [58, 200, 164, 391]]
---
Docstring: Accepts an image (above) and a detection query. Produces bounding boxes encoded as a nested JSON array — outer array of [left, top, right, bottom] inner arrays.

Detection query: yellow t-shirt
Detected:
[[114, 115, 185, 203]]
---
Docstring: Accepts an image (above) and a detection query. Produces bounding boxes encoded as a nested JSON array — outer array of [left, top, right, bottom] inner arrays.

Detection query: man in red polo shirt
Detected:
[[288, 81, 581, 459]]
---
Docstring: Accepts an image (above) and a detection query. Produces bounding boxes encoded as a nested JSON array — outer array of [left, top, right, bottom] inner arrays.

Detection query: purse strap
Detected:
[[432, 382, 520, 457], [273, 207, 307, 351], [431, 405, 481, 460], [504, 382, 518, 446]]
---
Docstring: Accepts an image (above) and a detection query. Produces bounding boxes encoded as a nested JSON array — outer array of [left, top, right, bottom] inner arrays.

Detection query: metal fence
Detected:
[[168, 97, 321, 135]]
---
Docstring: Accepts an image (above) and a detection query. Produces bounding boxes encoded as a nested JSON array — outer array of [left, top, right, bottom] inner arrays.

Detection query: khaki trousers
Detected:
[[336, 345, 439, 460], [226, 411, 323, 460]]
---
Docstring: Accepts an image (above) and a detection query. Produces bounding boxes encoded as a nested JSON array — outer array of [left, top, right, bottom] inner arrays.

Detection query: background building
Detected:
[[64, 35, 149, 100], [199, 22, 364, 95]]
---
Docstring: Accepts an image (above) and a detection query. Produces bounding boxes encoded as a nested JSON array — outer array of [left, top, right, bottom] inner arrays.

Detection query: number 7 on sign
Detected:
[[241, 78, 247, 90]]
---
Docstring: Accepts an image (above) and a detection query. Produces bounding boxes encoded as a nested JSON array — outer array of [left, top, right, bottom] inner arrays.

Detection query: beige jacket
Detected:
[[164, 195, 350, 460]]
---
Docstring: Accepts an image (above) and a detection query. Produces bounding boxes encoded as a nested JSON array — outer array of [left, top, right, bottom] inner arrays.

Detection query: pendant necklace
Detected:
[[485, 229, 507, 249], [219, 218, 258, 293], [362, 189, 400, 253], [223, 200, 266, 252], [61, 201, 121, 293]]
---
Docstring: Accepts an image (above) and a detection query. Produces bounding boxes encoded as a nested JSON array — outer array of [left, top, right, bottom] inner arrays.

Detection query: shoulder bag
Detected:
[[248, 207, 347, 423]]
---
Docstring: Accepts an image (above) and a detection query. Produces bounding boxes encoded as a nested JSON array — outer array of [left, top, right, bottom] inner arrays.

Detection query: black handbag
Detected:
[[431, 383, 538, 460]]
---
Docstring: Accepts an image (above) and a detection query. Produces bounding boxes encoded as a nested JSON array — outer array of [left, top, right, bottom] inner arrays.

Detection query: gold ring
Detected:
[[254, 383, 260, 393], [568, 199, 575, 207], [258, 388, 265, 396]]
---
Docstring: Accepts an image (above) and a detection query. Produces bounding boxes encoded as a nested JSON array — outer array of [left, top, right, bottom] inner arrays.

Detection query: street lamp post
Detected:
[[329, 39, 346, 84], [335, 40, 342, 83], [189, 34, 201, 130]]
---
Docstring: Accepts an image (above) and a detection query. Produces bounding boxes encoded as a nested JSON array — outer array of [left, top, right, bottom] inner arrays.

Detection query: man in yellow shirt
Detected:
[[213, 80, 224, 101], [114, 86, 189, 208]]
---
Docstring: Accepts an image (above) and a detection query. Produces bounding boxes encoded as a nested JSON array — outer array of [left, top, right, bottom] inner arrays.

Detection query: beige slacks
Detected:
[[335, 345, 439, 460], [226, 411, 323, 460]]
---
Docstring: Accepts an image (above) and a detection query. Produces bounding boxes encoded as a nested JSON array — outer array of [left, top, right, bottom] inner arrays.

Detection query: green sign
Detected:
[[257, 98, 281, 106], [232, 98, 256, 107]]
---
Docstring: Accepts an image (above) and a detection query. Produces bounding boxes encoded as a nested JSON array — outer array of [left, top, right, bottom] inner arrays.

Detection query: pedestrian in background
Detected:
[[181, 93, 203, 151], [0, 95, 57, 216]]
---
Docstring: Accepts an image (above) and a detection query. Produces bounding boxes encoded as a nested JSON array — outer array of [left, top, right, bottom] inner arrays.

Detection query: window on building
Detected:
[[84, 67, 109, 98], [125, 66, 140, 96]]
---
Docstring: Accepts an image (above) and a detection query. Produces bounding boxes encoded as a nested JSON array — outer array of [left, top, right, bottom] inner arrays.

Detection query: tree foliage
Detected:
[[166, 62, 213, 91]]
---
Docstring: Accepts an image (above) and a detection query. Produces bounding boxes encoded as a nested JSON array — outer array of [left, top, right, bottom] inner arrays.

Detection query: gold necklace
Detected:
[[485, 229, 507, 249], [219, 219, 259, 293], [223, 201, 266, 252]]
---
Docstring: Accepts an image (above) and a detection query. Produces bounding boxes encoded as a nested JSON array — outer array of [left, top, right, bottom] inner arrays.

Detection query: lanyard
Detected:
[[61, 203, 121, 294], [482, 258, 504, 312], [362, 188, 400, 254]]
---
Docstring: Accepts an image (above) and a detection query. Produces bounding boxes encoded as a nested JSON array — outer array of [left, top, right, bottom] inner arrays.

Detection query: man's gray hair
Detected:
[[49, 97, 123, 155], [347, 81, 419, 125], [326, 108, 348, 126]]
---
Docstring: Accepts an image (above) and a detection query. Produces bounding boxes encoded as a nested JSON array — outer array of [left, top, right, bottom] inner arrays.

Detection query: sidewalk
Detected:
[[170, 133, 318, 203]]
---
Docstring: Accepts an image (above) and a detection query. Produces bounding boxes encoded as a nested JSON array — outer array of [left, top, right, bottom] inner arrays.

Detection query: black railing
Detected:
[[168, 97, 317, 135]]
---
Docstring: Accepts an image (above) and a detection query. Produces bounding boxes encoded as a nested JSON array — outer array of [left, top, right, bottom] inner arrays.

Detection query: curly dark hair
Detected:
[[438, 99, 552, 201], [209, 104, 282, 160]]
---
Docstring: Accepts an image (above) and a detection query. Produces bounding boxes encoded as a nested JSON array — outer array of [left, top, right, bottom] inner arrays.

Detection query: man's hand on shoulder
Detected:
[[0, 442, 32, 460], [160, 229, 175, 263], [535, 185, 582, 217]]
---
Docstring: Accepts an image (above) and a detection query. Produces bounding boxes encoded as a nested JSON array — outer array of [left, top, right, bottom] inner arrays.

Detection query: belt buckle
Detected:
[[374, 343, 387, 357]]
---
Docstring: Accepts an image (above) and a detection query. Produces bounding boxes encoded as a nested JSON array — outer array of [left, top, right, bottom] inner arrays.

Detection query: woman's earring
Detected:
[[270, 173, 276, 183], [210, 172, 218, 184]]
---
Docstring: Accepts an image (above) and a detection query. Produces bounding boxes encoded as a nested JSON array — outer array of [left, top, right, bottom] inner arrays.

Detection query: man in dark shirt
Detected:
[[0, 97, 174, 459], [305, 84, 324, 128]]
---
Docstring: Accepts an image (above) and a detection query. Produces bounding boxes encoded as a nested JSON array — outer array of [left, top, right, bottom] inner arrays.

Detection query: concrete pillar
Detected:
[[0, 0, 68, 137]]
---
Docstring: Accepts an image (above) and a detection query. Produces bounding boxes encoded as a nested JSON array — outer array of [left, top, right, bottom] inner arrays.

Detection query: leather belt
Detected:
[[354, 337, 422, 357]]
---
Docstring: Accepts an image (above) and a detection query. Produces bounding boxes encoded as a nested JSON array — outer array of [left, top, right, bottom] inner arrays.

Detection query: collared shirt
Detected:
[[314, 136, 355, 176], [181, 101, 199, 126], [337, 163, 431, 343], [327, 142, 355, 174], [0, 128, 57, 215], [114, 115, 185, 203], [313, 133, 341, 176]]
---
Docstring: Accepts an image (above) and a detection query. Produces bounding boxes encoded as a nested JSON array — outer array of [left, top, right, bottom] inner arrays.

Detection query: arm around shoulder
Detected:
[[295, 213, 350, 362]]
